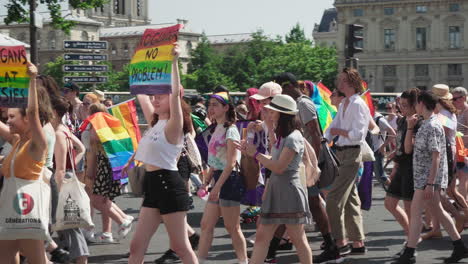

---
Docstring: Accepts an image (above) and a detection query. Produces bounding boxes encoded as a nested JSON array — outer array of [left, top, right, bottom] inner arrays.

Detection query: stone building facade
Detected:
[[0, 0, 169, 72], [314, 0, 468, 92]]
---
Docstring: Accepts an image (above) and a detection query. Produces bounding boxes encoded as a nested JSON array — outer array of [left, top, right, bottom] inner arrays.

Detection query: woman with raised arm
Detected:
[[0, 63, 49, 264], [128, 44, 198, 264]]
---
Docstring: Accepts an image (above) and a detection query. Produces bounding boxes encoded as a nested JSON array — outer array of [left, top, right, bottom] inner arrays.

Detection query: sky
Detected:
[[148, 0, 335, 38]]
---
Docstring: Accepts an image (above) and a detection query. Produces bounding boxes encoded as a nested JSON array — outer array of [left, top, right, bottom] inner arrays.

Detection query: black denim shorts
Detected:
[[142, 170, 190, 214]]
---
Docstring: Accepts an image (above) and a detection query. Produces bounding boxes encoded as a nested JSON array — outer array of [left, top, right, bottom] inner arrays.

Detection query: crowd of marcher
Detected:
[[1, 45, 468, 264]]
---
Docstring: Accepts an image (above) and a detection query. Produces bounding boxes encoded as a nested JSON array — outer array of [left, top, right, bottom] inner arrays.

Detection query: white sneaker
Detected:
[[126, 215, 135, 223], [304, 224, 315, 232], [247, 234, 256, 246], [118, 219, 133, 240], [82, 228, 98, 243], [98, 232, 114, 243]]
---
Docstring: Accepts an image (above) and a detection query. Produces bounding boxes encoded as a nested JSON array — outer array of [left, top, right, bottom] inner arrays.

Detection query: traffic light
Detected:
[[346, 24, 364, 58]]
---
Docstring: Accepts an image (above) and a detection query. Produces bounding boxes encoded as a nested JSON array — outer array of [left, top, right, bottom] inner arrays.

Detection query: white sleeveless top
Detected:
[[135, 119, 183, 171]]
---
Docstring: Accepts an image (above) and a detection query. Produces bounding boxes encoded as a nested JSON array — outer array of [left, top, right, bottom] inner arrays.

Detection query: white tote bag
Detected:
[[52, 132, 94, 232], [360, 141, 375, 162], [0, 147, 50, 240]]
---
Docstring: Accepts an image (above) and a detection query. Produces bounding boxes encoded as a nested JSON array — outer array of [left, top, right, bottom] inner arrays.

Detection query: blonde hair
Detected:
[[89, 103, 108, 114], [83, 93, 99, 104]]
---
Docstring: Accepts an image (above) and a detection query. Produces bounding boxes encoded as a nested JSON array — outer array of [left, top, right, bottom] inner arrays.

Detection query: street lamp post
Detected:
[[29, 0, 38, 65]]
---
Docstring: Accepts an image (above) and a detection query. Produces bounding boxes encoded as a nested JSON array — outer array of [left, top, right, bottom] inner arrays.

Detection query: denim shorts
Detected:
[[208, 170, 245, 207], [142, 170, 190, 214]]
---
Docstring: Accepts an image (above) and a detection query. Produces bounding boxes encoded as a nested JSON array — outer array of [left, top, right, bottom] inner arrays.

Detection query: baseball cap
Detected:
[[250, 82, 282, 100]]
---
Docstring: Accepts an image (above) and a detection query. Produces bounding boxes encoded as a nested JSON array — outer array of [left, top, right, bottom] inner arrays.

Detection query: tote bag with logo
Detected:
[[0, 147, 50, 240]]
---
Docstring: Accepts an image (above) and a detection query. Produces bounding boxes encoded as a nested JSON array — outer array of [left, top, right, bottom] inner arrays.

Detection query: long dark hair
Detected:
[[151, 100, 193, 135], [275, 113, 301, 139]]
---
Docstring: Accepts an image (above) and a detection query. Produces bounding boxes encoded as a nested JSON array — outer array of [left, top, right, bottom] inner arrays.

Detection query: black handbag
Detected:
[[315, 118, 341, 189]]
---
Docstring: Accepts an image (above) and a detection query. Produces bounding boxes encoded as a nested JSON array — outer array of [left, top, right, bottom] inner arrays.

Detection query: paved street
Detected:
[[86, 182, 468, 264]]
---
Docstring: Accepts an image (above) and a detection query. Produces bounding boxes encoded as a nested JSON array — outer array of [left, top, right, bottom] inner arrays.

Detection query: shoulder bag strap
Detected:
[[63, 131, 77, 178]]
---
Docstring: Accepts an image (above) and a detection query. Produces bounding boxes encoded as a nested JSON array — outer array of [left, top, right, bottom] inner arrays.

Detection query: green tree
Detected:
[[285, 23, 311, 45], [4, 0, 107, 34], [95, 64, 129, 92], [184, 63, 235, 94], [187, 33, 218, 74]]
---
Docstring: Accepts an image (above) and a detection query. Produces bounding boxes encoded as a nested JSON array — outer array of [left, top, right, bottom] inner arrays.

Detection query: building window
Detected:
[[449, 3, 460, 12], [123, 43, 129, 55], [47, 31, 56, 50], [384, 86, 396, 92], [355, 28, 364, 49], [415, 64, 429, 77], [186, 41, 192, 51], [384, 29, 396, 50], [111, 44, 117, 55], [115, 0, 125, 14], [449, 26, 461, 49], [448, 64, 462, 76], [353, 9, 364, 17], [384, 7, 394, 15], [137, 0, 142, 16], [416, 27, 427, 50], [358, 66, 366, 79], [416, 5, 427, 13], [81, 31, 89, 41], [384, 65, 397, 77]]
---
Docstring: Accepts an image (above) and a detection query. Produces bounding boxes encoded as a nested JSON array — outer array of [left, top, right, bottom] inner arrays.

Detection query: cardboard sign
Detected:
[[0, 46, 29, 107], [129, 24, 182, 95]]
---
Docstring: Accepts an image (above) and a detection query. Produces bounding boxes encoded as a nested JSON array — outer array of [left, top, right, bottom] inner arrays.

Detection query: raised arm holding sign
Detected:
[[129, 24, 183, 95]]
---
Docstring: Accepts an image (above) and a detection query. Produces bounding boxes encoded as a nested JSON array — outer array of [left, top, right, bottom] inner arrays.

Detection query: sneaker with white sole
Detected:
[[126, 215, 135, 222], [98, 232, 115, 243], [118, 219, 133, 240], [82, 228, 98, 243]]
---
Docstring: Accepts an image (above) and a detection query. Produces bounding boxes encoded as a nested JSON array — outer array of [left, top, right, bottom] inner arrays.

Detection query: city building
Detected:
[[207, 33, 253, 52], [313, 8, 338, 48], [314, 0, 468, 91]]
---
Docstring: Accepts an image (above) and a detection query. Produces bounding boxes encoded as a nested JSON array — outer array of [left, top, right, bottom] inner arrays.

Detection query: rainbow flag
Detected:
[[310, 81, 337, 132], [361, 82, 375, 117], [80, 112, 134, 181], [0, 45, 30, 107], [129, 24, 182, 95], [107, 99, 141, 150]]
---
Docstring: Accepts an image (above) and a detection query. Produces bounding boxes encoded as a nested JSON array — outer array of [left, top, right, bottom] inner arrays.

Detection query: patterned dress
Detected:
[[92, 147, 121, 201]]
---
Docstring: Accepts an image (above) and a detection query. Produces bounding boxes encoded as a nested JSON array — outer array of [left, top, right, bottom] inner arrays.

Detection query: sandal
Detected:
[[278, 238, 293, 251]]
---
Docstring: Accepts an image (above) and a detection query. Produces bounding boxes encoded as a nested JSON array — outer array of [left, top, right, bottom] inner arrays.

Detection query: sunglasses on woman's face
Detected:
[[452, 96, 464, 102], [62, 88, 72, 94]]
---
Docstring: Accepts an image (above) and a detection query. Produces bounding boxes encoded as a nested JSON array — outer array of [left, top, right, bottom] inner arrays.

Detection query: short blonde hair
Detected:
[[89, 103, 108, 115], [83, 93, 99, 104]]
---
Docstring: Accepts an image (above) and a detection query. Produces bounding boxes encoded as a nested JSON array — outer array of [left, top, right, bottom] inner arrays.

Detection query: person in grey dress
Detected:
[[394, 91, 468, 264], [237, 94, 312, 264]]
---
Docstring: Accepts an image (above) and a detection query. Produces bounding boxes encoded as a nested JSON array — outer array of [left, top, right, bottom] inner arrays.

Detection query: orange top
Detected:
[[1, 139, 45, 180]]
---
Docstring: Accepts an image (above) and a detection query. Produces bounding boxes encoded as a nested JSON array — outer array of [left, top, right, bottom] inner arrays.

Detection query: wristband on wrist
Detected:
[[254, 151, 260, 163], [426, 183, 435, 186]]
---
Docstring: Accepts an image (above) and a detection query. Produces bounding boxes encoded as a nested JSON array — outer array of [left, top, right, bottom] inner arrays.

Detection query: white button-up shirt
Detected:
[[324, 93, 371, 146]]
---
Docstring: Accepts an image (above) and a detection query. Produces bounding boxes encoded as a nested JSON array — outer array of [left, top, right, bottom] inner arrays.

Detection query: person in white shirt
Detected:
[[324, 68, 370, 256]]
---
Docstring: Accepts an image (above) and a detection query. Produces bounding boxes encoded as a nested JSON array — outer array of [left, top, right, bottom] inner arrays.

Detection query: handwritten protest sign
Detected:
[[129, 24, 182, 95], [0, 46, 29, 107]]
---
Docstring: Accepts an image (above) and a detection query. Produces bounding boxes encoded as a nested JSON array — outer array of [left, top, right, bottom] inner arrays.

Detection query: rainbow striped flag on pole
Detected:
[[360, 81, 375, 117], [310, 81, 337, 132], [80, 112, 134, 181], [107, 98, 141, 150]]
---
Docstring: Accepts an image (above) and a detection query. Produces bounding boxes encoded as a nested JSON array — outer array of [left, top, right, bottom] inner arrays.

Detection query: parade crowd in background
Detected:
[[2, 44, 468, 264]]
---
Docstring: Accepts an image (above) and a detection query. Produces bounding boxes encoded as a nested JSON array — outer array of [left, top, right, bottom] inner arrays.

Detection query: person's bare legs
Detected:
[[0, 241, 19, 264], [162, 212, 198, 264], [249, 224, 278, 264], [128, 207, 162, 264], [385, 195, 410, 235], [286, 224, 313, 264], [220, 205, 248, 262], [198, 202, 221, 260], [17, 240, 47, 264]]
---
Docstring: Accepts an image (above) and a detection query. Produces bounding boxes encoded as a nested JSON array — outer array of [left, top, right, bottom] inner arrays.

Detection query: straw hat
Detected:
[[93, 90, 105, 101], [432, 84, 452, 100], [264, 94, 298, 115]]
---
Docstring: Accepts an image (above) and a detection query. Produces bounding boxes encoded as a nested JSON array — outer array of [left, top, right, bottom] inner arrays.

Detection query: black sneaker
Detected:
[[338, 244, 351, 256], [50, 248, 71, 263], [444, 245, 468, 263], [392, 253, 416, 264], [154, 249, 180, 264], [189, 233, 200, 250], [350, 246, 367, 255], [313, 247, 344, 263]]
